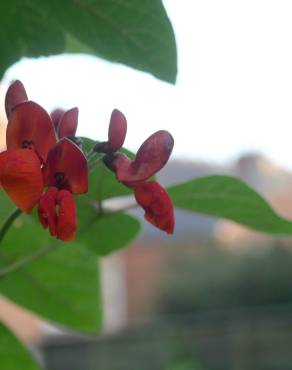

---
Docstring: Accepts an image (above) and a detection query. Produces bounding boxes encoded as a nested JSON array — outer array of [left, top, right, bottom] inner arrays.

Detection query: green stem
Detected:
[[0, 208, 22, 245], [0, 244, 57, 279]]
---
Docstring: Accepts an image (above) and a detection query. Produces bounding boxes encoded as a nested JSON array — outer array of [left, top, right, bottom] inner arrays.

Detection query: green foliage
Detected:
[[0, 0, 177, 83], [77, 201, 140, 256], [0, 323, 41, 370], [168, 175, 292, 234], [0, 212, 102, 332]]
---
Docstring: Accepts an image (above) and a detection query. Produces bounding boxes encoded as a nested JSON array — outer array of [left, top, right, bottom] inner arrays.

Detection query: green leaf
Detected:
[[0, 323, 41, 370], [168, 175, 292, 234], [77, 209, 141, 256], [0, 213, 102, 332], [1, 0, 177, 83], [0, 0, 65, 77]]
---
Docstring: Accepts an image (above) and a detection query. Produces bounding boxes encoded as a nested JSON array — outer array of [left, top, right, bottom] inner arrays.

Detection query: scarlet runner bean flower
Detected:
[[0, 81, 56, 212], [39, 138, 88, 241], [0, 80, 87, 242], [1, 80, 174, 241], [98, 110, 175, 234]]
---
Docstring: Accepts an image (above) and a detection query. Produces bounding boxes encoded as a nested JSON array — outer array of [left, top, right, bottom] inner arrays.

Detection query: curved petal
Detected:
[[0, 149, 43, 212], [38, 187, 58, 236], [5, 80, 28, 118], [57, 107, 78, 139], [133, 181, 174, 234], [43, 138, 88, 194], [6, 101, 57, 162], [115, 131, 174, 183], [108, 109, 127, 152], [56, 190, 77, 242], [105, 152, 131, 175], [50, 108, 65, 130]]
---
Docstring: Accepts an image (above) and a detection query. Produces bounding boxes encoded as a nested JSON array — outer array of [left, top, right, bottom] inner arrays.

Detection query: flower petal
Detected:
[[114, 130, 174, 183], [57, 107, 78, 139], [108, 109, 127, 152], [0, 149, 43, 212], [56, 190, 77, 242], [133, 181, 174, 234], [50, 108, 65, 130], [38, 187, 58, 236], [43, 138, 88, 194], [5, 80, 28, 118], [6, 101, 57, 162]]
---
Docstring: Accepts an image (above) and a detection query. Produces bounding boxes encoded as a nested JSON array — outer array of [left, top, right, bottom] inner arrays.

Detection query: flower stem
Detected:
[[0, 208, 22, 245]]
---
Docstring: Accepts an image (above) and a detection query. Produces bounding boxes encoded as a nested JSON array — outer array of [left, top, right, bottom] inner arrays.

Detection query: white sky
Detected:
[[2, 0, 292, 170]]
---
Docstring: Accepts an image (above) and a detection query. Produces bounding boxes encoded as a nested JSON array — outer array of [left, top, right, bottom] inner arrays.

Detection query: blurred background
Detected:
[[2, 1, 292, 369]]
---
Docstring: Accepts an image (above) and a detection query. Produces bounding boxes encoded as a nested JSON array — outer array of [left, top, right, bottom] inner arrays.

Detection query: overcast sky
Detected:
[[2, 1, 292, 170]]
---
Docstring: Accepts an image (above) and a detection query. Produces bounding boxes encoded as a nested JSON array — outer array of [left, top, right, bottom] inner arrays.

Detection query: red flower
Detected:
[[6, 102, 57, 163], [5, 80, 28, 118], [111, 130, 174, 185], [51, 107, 79, 139], [0, 149, 44, 212], [1, 80, 175, 241], [101, 114, 175, 234], [43, 138, 87, 194], [133, 181, 174, 234], [38, 187, 77, 242], [50, 108, 65, 131], [94, 109, 127, 154], [0, 82, 57, 212], [39, 138, 88, 241]]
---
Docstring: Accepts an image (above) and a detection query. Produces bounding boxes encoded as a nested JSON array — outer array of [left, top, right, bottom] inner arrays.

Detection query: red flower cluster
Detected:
[[0, 81, 87, 241], [0, 81, 174, 241], [95, 110, 175, 234]]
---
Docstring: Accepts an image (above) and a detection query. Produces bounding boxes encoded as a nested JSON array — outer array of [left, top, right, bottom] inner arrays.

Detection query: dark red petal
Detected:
[[50, 109, 65, 130], [115, 130, 174, 183], [108, 109, 127, 152], [43, 138, 88, 194], [5, 80, 28, 118], [107, 152, 131, 174], [57, 107, 78, 139], [56, 190, 77, 242], [6, 101, 57, 162], [38, 187, 58, 236], [133, 181, 174, 234], [0, 149, 43, 212]]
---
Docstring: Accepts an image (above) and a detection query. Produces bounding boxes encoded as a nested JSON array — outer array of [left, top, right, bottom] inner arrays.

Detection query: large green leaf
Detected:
[[0, 212, 102, 332], [0, 323, 41, 370], [168, 175, 292, 234], [77, 207, 141, 255], [0, 0, 177, 83], [0, 1, 64, 77]]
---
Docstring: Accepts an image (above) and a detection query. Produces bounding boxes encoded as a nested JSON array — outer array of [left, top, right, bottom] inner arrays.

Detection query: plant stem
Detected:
[[0, 208, 22, 245], [0, 244, 57, 279]]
